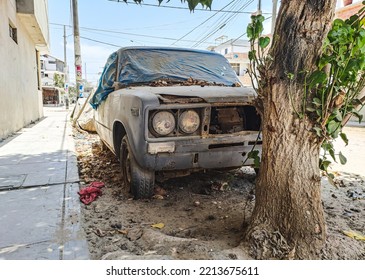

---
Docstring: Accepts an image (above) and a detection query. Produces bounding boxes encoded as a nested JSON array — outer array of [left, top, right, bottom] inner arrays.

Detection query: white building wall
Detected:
[[44, 60, 56, 71], [34, 0, 49, 47], [0, 0, 48, 139]]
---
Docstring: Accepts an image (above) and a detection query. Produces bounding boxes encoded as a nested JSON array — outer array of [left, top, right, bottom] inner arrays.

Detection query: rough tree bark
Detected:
[[244, 0, 337, 259]]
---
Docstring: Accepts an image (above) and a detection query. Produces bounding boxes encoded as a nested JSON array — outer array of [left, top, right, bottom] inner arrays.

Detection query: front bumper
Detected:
[[139, 133, 262, 171]]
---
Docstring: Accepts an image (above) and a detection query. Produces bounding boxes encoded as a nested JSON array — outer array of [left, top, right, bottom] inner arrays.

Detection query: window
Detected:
[[9, 21, 17, 43], [36, 50, 41, 90], [224, 48, 228, 55], [230, 63, 240, 76]]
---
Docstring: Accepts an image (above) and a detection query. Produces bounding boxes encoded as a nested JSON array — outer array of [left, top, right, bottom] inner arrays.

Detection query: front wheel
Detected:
[[120, 136, 155, 199]]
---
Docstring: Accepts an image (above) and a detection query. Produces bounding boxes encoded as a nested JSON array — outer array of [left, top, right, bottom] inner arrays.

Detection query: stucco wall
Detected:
[[0, 0, 45, 139], [34, 0, 49, 46]]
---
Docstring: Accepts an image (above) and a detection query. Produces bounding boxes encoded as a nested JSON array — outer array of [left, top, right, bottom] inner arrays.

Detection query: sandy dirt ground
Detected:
[[73, 128, 365, 260], [332, 126, 365, 176]]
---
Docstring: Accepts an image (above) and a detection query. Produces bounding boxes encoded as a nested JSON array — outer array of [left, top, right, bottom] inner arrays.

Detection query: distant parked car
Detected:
[[90, 47, 261, 199]]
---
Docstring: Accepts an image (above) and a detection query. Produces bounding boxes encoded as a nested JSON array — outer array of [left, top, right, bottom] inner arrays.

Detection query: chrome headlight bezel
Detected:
[[151, 110, 176, 136], [178, 110, 200, 134]]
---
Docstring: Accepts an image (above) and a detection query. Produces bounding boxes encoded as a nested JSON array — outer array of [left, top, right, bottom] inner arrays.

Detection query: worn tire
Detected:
[[120, 136, 155, 199]]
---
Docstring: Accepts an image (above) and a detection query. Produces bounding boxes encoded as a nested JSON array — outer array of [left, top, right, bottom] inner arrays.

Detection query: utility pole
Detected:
[[63, 25, 68, 83], [84, 62, 87, 81], [72, 0, 82, 101], [257, 0, 262, 14], [271, 0, 278, 34], [63, 25, 69, 109]]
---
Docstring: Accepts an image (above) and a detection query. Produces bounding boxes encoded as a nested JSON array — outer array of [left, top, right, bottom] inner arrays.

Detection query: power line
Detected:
[[50, 22, 215, 44], [191, 0, 254, 48], [171, 0, 236, 46], [192, 0, 244, 43], [108, 0, 271, 14], [80, 36, 121, 48], [51, 16, 273, 51]]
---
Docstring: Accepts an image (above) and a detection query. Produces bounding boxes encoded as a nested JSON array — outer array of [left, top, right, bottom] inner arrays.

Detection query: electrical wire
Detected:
[[52, 3, 272, 50], [191, 0, 254, 48], [170, 0, 236, 46], [107, 0, 271, 14], [80, 36, 121, 48], [50, 23, 216, 45], [190, 0, 247, 47]]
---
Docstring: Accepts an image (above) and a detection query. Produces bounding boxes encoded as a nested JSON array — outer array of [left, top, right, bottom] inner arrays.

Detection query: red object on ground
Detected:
[[78, 182, 105, 205]]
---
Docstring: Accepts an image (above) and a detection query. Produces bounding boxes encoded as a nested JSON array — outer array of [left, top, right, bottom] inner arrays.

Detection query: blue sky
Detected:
[[48, 0, 343, 85], [48, 0, 275, 85]]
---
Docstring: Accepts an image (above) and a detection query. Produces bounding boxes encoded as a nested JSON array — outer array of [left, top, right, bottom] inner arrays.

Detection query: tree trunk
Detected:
[[245, 0, 336, 259]]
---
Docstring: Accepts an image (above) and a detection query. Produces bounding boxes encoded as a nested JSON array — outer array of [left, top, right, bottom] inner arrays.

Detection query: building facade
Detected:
[[40, 54, 65, 86], [40, 54, 66, 106], [0, 0, 49, 140], [208, 39, 252, 86]]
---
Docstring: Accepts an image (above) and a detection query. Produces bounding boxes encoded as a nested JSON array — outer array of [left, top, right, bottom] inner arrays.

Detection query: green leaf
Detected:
[[186, 0, 201, 10], [247, 23, 254, 40], [352, 98, 364, 106], [339, 152, 347, 165], [333, 18, 345, 27], [327, 120, 340, 135], [348, 14, 359, 25], [351, 111, 364, 123], [313, 127, 322, 137], [254, 157, 260, 168], [255, 15, 265, 23], [313, 97, 322, 106], [249, 15, 264, 38], [333, 108, 343, 121], [329, 148, 336, 162], [327, 172, 336, 187], [318, 55, 332, 70], [306, 107, 316, 112], [248, 50, 256, 61], [340, 132, 349, 146], [286, 72, 294, 80], [258, 36, 270, 49], [308, 70, 327, 88], [247, 150, 260, 168], [320, 159, 332, 171], [322, 142, 332, 151], [322, 142, 336, 161], [248, 150, 259, 157]]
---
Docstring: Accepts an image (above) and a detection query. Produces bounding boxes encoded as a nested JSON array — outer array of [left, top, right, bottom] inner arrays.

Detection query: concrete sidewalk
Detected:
[[0, 107, 89, 260]]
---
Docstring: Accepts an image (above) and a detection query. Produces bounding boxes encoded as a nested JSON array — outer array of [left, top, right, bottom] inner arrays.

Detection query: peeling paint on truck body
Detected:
[[92, 47, 261, 197]]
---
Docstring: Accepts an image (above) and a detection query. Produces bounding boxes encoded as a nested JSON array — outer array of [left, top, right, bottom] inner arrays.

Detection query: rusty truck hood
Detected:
[[124, 85, 257, 104]]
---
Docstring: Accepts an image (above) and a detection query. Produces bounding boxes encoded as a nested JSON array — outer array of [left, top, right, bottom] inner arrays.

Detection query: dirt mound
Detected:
[[73, 130, 365, 260]]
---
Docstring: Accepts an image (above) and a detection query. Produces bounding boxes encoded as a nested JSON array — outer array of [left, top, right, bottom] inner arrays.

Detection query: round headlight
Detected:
[[179, 110, 200, 134], [152, 111, 176, 136]]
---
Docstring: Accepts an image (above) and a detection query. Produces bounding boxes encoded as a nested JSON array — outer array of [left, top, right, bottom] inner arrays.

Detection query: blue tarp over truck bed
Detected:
[[90, 47, 241, 109]]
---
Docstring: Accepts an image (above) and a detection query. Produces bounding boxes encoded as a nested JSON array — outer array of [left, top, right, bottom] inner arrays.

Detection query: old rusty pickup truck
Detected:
[[90, 47, 261, 199]]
